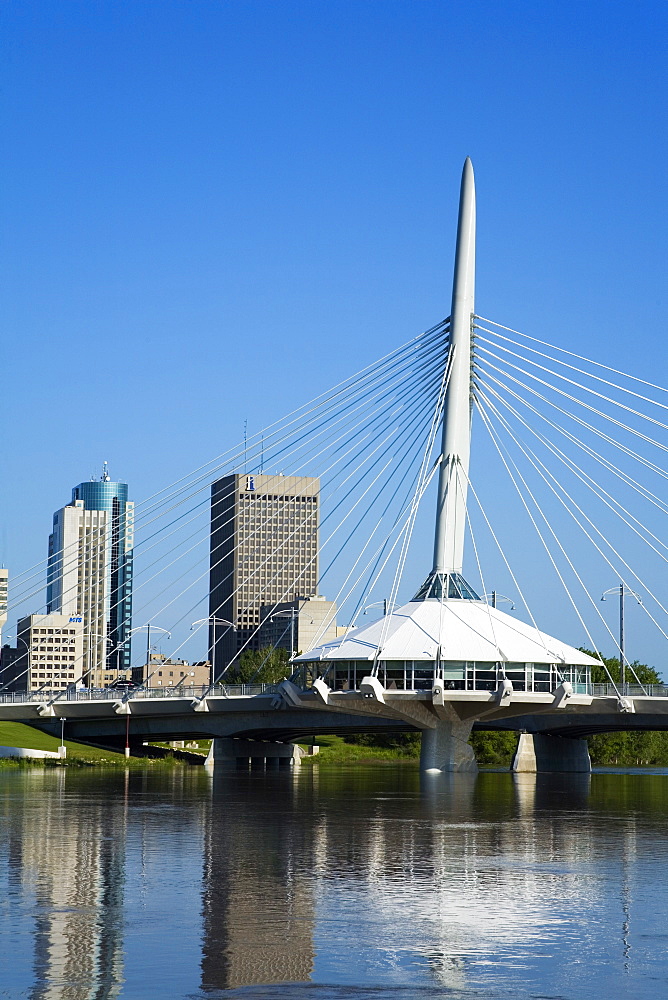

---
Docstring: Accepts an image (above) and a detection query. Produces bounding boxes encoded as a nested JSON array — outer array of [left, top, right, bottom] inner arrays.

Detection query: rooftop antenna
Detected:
[[101, 461, 110, 482], [244, 419, 248, 472]]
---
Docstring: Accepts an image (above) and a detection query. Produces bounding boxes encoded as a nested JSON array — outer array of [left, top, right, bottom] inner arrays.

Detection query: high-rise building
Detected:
[[0, 569, 7, 646], [46, 466, 134, 687], [209, 474, 319, 676]]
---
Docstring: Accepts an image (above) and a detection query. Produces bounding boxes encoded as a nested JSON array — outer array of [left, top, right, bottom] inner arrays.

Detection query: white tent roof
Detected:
[[295, 599, 598, 666]]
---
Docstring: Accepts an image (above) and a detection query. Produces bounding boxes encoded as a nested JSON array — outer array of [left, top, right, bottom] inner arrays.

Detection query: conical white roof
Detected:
[[295, 599, 598, 666]]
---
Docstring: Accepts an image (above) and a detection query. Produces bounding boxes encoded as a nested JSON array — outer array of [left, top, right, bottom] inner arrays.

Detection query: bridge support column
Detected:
[[420, 719, 477, 772], [206, 738, 305, 769], [512, 733, 591, 773]]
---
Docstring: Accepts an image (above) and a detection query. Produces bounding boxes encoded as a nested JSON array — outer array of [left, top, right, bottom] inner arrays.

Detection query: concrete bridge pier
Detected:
[[511, 733, 591, 773], [206, 737, 305, 770], [420, 719, 478, 772]]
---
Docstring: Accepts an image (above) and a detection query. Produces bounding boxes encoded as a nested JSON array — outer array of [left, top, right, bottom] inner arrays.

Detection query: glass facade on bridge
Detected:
[[304, 659, 590, 694]]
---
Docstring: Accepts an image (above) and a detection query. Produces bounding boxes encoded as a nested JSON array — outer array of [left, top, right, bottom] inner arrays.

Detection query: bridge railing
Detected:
[[590, 683, 668, 698], [0, 683, 280, 704]]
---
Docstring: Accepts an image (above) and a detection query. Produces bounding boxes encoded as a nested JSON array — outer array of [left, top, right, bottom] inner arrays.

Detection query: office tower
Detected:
[[0, 569, 7, 646], [47, 466, 134, 687], [209, 474, 319, 676], [14, 613, 84, 691]]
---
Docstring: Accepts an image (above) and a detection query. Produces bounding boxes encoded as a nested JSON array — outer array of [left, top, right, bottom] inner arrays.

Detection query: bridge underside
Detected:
[[25, 707, 419, 753]]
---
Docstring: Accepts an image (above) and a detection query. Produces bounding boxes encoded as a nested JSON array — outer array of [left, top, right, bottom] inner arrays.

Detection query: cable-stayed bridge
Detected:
[[4, 159, 668, 772]]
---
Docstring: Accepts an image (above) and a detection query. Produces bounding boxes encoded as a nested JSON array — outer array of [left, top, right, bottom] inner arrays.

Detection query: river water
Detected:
[[1, 764, 667, 999]]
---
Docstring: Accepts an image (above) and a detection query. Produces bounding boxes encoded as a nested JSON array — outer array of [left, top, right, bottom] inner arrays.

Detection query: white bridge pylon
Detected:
[[294, 159, 599, 772], [433, 155, 475, 581]]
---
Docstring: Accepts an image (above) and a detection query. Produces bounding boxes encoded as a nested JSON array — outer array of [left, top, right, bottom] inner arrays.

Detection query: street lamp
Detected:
[[363, 600, 393, 617], [269, 609, 302, 660], [80, 632, 107, 689], [269, 608, 313, 660], [484, 592, 515, 611], [123, 624, 171, 687], [191, 617, 235, 687], [602, 583, 642, 690]]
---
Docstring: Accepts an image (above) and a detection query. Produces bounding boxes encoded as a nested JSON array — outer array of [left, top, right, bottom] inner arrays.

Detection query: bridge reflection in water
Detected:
[[2, 766, 668, 996]]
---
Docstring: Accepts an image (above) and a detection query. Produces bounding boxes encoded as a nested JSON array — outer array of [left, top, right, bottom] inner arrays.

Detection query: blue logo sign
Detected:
[[246, 475, 255, 491], [69, 617, 82, 623]]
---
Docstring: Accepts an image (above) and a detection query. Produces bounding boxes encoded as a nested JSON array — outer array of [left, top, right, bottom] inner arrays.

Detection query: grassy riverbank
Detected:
[[0, 722, 200, 767]]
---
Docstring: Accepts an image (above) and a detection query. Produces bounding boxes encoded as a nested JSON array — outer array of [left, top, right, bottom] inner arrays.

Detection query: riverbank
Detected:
[[0, 722, 206, 767], [4, 721, 668, 769]]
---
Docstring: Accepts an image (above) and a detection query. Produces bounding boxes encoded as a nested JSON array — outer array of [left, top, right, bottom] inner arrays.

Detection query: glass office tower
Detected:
[[47, 466, 134, 681]]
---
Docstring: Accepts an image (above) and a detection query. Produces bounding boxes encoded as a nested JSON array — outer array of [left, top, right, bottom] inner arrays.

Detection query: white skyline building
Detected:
[[46, 470, 134, 688], [47, 499, 109, 686]]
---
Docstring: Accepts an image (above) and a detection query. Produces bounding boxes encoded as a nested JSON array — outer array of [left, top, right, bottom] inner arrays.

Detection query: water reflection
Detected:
[[1, 769, 127, 1000], [201, 769, 314, 990], [1, 765, 668, 998]]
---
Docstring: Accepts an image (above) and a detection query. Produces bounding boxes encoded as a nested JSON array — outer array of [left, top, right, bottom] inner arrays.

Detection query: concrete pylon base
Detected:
[[420, 720, 477, 772], [512, 733, 591, 773], [206, 737, 305, 769]]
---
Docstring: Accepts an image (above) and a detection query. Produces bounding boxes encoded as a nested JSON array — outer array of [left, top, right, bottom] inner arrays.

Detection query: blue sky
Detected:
[[3, 1, 668, 668]]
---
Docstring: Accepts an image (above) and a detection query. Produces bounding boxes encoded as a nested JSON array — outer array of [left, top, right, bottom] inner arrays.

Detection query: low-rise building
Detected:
[[14, 613, 84, 692], [135, 653, 211, 688]]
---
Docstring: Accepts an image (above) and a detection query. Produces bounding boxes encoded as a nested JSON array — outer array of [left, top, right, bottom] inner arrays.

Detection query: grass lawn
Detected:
[[298, 734, 419, 765], [0, 721, 161, 765], [0, 724, 419, 767]]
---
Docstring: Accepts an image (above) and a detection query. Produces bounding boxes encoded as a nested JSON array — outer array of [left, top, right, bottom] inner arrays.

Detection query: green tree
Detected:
[[343, 732, 421, 756], [470, 730, 519, 766], [581, 649, 667, 765], [229, 646, 292, 683]]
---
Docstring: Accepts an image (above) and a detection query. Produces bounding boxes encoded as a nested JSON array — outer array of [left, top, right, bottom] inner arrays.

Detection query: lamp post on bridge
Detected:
[[269, 609, 302, 661], [122, 624, 171, 687], [601, 583, 642, 691], [484, 592, 515, 611], [81, 632, 107, 689], [363, 600, 394, 617], [191, 617, 236, 688]]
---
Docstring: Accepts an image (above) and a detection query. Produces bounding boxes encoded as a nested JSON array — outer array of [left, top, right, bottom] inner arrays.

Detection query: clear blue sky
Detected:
[[2, 1, 668, 667]]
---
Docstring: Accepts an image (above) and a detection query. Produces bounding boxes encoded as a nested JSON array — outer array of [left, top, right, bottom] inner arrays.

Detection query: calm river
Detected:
[[1, 764, 667, 999]]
